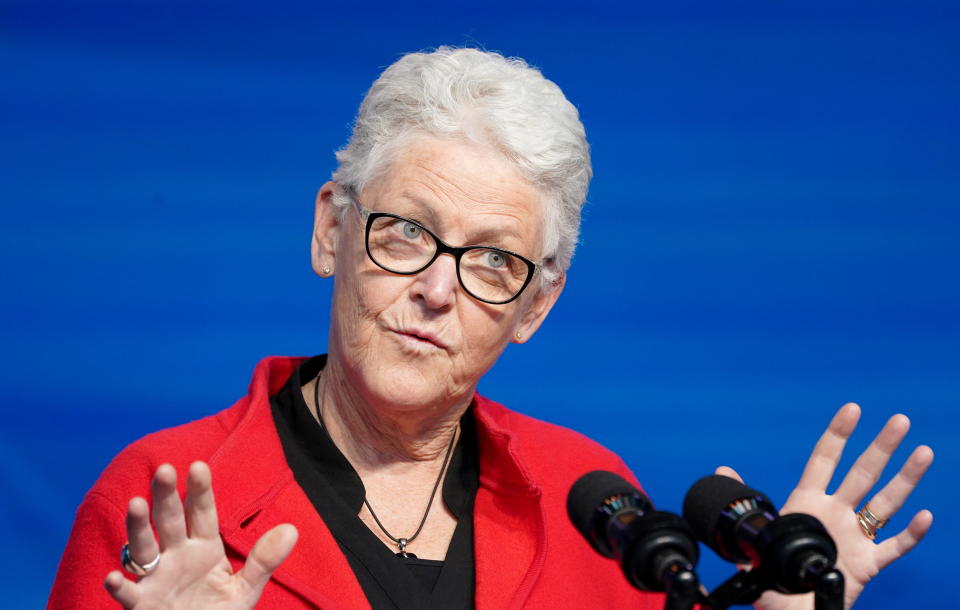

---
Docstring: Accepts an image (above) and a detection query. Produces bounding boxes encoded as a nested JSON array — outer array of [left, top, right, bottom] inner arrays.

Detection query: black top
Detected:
[[270, 355, 479, 609]]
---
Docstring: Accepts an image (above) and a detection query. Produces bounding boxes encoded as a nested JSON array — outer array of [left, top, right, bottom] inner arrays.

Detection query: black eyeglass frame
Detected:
[[345, 189, 541, 305]]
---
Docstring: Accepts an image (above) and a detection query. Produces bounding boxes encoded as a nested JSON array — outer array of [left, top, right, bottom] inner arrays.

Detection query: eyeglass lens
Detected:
[[367, 215, 530, 303]]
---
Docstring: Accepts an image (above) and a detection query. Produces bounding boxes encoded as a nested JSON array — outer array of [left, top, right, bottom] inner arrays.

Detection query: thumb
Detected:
[[714, 465, 744, 483], [239, 523, 299, 595]]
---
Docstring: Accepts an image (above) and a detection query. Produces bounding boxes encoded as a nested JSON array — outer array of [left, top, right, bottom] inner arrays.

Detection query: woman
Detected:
[[49, 47, 933, 609]]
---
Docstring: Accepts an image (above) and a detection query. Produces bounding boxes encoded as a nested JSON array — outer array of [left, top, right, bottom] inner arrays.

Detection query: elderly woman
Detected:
[[49, 48, 932, 609]]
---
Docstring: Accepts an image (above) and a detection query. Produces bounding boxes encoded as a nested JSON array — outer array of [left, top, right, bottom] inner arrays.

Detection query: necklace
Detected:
[[314, 372, 458, 559]]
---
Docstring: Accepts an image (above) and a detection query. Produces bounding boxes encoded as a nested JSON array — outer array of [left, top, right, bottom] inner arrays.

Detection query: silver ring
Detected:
[[121, 543, 161, 576], [856, 503, 889, 540]]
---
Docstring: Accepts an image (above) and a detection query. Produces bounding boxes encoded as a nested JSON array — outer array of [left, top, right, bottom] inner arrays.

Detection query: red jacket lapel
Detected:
[[208, 357, 369, 609], [473, 397, 547, 609]]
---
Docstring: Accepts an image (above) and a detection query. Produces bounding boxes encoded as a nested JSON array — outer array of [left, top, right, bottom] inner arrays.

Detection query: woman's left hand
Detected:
[[717, 402, 934, 610]]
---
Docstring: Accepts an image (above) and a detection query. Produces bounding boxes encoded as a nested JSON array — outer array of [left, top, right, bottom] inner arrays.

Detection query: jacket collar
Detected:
[[207, 356, 545, 609], [471, 394, 548, 608]]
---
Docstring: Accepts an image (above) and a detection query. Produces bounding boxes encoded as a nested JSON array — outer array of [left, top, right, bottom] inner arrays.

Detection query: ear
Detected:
[[513, 272, 566, 344], [311, 181, 342, 277]]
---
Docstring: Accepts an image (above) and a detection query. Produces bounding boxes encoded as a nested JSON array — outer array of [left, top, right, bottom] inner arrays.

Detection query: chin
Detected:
[[364, 360, 466, 412]]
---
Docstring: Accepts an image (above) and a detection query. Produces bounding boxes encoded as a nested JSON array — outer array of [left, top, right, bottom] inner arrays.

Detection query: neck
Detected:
[[309, 356, 467, 467]]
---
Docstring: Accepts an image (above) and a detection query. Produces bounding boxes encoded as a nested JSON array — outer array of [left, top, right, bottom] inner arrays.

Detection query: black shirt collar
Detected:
[[272, 354, 477, 517], [269, 355, 479, 608]]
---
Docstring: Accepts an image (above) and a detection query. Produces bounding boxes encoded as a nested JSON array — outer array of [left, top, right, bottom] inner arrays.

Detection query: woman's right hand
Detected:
[[104, 462, 298, 609]]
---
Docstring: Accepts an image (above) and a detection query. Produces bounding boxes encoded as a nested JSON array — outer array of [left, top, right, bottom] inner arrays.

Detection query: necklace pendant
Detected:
[[395, 537, 417, 559]]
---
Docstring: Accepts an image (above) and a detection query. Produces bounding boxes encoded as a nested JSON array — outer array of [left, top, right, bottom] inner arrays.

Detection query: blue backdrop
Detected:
[[2, 1, 957, 607]]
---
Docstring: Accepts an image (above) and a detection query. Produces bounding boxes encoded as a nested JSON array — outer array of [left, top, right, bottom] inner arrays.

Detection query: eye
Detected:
[[402, 222, 422, 239], [486, 251, 506, 268]]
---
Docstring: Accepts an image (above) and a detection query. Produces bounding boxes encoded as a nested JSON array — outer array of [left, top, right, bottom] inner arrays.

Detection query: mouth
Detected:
[[392, 328, 448, 351]]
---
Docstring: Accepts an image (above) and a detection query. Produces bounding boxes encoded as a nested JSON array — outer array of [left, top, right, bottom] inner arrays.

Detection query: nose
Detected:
[[412, 253, 459, 310]]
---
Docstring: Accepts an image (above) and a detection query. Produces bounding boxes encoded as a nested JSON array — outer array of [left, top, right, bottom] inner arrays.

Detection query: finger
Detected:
[[238, 524, 299, 597], [834, 413, 910, 505], [126, 496, 160, 568], [185, 461, 219, 539], [152, 463, 187, 549], [714, 465, 744, 483], [105, 570, 140, 608], [876, 509, 934, 570], [862, 445, 934, 521], [796, 403, 861, 492]]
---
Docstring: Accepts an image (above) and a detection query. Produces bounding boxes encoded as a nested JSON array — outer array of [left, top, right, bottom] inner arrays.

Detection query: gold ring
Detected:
[[856, 503, 889, 540]]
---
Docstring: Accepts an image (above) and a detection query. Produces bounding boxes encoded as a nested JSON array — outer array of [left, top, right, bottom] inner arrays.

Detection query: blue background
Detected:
[[2, 1, 957, 607]]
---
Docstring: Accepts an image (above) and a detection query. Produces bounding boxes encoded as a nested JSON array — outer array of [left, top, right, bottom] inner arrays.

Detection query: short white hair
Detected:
[[331, 46, 592, 286]]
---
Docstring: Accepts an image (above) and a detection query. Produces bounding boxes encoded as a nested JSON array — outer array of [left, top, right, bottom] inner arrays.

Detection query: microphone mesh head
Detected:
[[682, 474, 772, 547], [567, 470, 648, 541]]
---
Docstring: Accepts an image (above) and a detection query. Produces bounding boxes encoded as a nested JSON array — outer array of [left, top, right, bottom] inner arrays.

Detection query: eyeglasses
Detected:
[[344, 188, 540, 305]]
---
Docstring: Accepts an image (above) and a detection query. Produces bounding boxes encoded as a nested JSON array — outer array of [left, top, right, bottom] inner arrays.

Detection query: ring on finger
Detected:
[[121, 543, 161, 576], [856, 503, 889, 540]]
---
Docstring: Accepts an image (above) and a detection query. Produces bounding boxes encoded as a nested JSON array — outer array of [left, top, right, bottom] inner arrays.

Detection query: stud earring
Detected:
[[515, 332, 522, 341], [322, 265, 331, 275]]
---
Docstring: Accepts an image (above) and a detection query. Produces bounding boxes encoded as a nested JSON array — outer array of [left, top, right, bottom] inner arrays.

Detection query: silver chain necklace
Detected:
[[314, 373, 458, 558]]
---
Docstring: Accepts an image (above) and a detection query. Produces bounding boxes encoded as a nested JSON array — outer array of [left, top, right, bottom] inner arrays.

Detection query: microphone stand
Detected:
[[802, 561, 845, 610], [658, 557, 704, 610], [701, 563, 844, 610], [702, 569, 764, 609]]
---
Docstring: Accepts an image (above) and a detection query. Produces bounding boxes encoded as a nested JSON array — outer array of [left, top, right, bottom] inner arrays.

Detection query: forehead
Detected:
[[364, 136, 545, 253]]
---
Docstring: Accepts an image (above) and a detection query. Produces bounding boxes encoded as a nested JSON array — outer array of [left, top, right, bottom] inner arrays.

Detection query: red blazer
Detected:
[[49, 356, 665, 609]]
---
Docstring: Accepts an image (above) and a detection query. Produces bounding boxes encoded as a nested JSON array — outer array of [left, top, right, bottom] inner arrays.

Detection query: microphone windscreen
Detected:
[[567, 470, 648, 540], [682, 474, 771, 546]]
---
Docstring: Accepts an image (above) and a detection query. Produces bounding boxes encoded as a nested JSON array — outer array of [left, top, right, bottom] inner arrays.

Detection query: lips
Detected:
[[393, 327, 448, 350]]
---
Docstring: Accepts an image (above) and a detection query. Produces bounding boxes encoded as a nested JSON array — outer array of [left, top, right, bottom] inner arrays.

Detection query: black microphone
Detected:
[[567, 470, 700, 594], [682, 474, 840, 596]]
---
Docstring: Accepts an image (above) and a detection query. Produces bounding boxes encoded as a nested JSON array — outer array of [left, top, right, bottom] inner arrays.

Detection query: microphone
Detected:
[[682, 474, 840, 596], [567, 470, 700, 594]]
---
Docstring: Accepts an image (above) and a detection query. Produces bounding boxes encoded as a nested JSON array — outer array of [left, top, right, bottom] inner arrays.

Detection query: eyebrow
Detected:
[[393, 192, 528, 251]]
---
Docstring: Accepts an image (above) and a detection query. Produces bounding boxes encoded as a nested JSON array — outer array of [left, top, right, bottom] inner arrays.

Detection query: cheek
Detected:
[[456, 304, 516, 368], [332, 271, 407, 345], [453, 331, 511, 389], [332, 237, 385, 329]]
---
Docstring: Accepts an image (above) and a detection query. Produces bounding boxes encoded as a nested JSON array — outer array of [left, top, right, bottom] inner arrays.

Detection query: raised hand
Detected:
[[104, 462, 298, 609], [717, 403, 934, 610]]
